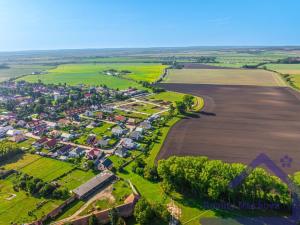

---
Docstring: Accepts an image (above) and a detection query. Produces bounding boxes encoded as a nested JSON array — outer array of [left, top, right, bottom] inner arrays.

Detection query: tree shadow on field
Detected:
[[199, 111, 216, 117], [0, 153, 24, 168]]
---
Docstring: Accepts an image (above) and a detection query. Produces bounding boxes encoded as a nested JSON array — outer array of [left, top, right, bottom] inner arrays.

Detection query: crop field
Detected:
[[164, 69, 286, 86], [18, 63, 166, 88], [0, 64, 53, 82], [0, 175, 64, 225], [158, 83, 300, 175]]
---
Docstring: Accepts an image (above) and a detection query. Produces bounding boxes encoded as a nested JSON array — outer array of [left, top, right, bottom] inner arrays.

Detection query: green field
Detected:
[[264, 63, 300, 75], [146, 91, 186, 103], [164, 69, 286, 86], [3, 153, 75, 182], [18, 63, 166, 88]]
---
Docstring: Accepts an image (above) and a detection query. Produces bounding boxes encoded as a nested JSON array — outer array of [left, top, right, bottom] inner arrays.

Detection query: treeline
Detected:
[[194, 56, 217, 63], [157, 156, 291, 209], [140, 81, 165, 93], [242, 62, 268, 69], [0, 63, 10, 69], [0, 142, 22, 162], [13, 173, 69, 199], [276, 57, 300, 64]]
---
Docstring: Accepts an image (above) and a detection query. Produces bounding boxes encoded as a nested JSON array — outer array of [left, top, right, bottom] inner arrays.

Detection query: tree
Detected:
[[134, 198, 153, 225], [108, 207, 119, 225], [88, 214, 98, 225], [168, 104, 176, 117], [183, 95, 194, 110], [175, 101, 186, 114]]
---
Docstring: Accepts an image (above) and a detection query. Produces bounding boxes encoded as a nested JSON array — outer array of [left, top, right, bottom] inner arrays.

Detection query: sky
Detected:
[[0, 0, 299, 51]]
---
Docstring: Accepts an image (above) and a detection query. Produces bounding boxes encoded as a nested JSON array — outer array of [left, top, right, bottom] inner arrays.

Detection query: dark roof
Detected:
[[73, 172, 115, 198], [101, 158, 113, 168]]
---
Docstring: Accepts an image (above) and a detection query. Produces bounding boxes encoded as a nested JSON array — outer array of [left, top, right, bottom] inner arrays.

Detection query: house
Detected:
[[130, 131, 143, 141], [69, 147, 85, 158], [97, 139, 109, 148], [111, 127, 125, 137], [84, 93, 92, 99], [61, 132, 74, 141], [33, 137, 48, 148], [135, 127, 144, 134], [139, 121, 152, 130], [84, 110, 93, 117], [115, 146, 128, 158], [58, 156, 68, 161], [94, 111, 103, 119], [87, 148, 101, 160], [9, 134, 26, 143], [0, 126, 13, 137], [121, 138, 136, 149], [44, 139, 58, 150], [16, 120, 26, 127], [57, 118, 72, 127], [114, 115, 126, 123], [148, 114, 160, 122], [98, 158, 113, 170], [127, 118, 136, 126], [6, 129, 22, 137], [57, 144, 73, 155], [87, 134, 97, 145], [49, 130, 61, 138], [26, 120, 46, 130]]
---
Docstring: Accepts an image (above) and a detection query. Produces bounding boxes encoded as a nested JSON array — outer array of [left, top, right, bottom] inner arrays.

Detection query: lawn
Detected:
[[163, 69, 286, 87], [0, 175, 64, 225], [147, 91, 185, 103], [18, 63, 166, 88], [56, 169, 97, 190]]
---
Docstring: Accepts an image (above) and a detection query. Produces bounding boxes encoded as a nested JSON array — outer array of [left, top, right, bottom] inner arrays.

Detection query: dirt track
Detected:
[[157, 83, 300, 174]]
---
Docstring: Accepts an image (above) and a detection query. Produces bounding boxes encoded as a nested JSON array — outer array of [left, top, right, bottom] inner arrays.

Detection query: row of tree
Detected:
[[157, 156, 291, 209], [13, 173, 69, 199]]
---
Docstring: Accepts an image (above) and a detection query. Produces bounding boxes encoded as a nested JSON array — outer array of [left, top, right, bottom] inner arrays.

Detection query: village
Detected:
[[0, 80, 171, 172]]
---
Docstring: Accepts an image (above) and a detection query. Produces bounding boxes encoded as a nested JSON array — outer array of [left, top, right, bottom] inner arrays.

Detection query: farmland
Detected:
[[158, 83, 300, 175], [264, 63, 300, 75], [18, 63, 166, 89], [0, 64, 53, 82], [164, 69, 286, 86], [263, 64, 300, 89]]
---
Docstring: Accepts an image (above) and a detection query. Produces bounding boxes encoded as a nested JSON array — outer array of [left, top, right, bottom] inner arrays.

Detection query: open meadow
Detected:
[[264, 63, 300, 75], [164, 68, 286, 86]]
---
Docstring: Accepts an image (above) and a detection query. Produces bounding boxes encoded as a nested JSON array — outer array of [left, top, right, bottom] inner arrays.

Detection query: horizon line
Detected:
[[1, 45, 300, 54]]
